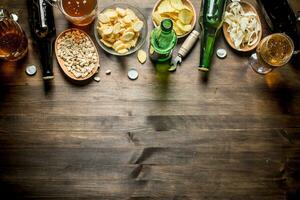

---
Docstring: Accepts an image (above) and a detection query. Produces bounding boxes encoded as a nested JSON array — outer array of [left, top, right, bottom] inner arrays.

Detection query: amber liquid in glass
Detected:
[[0, 19, 28, 61], [62, 0, 96, 17], [61, 0, 97, 26], [257, 34, 293, 68]]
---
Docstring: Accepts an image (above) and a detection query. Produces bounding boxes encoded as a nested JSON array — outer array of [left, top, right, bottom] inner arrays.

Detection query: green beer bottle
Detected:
[[199, 0, 227, 72], [149, 19, 177, 62]]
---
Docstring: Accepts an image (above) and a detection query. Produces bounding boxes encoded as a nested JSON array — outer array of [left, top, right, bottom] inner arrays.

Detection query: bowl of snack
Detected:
[[223, 0, 262, 52], [55, 28, 100, 81], [152, 0, 196, 38], [94, 4, 147, 56]]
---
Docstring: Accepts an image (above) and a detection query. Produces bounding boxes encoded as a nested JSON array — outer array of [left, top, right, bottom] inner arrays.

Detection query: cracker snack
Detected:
[[153, 0, 194, 36], [96, 7, 144, 54]]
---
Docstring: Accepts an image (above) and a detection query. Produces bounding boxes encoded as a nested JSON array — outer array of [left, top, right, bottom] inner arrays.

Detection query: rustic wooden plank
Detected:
[[1, 115, 300, 133], [0, 147, 286, 166], [0, 179, 285, 199], [0, 129, 299, 148], [1, 85, 300, 118]]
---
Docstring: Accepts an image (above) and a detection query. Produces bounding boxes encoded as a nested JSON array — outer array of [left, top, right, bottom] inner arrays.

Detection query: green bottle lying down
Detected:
[[199, 0, 227, 72]]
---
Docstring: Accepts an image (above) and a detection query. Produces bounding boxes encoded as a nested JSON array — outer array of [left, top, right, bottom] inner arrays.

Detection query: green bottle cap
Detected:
[[161, 19, 173, 32]]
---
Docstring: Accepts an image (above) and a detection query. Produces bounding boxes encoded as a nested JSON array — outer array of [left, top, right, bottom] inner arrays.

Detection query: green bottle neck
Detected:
[[157, 29, 172, 39], [151, 27, 177, 54]]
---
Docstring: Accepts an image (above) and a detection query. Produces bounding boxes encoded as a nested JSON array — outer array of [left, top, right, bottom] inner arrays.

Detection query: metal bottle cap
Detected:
[[128, 68, 139, 80], [11, 13, 18, 22], [216, 49, 227, 59], [26, 65, 37, 76]]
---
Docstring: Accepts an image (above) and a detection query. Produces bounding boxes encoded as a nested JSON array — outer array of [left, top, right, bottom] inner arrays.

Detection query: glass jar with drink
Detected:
[[0, 8, 28, 62], [46, 0, 98, 26]]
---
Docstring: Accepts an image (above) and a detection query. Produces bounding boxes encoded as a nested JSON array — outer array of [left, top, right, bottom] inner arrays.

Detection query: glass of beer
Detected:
[[0, 8, 28, 61], [46, 0, 97, 26], [249, 33, 294, 75]]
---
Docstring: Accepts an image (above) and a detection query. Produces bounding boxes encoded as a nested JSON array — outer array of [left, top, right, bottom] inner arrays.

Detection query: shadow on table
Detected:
[[152, 61, 171, 99], [261, 53, 300, 115], [263, 72, 296, 115], [291, 54, 300, 72], [0, 182, 27, 200], [0, 57, 28, 104], [146, 61, 173, 131]]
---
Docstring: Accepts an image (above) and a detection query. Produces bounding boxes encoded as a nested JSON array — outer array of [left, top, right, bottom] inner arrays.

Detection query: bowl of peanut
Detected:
[[94, 4, 148, 56], [55, 28, 100, 81]]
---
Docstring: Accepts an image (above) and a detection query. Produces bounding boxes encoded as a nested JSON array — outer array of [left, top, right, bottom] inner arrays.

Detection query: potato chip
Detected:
[[105, 35, 116, 43], [161, 12, 179, 20], [173, 23, 185, 35], [137, 50, 147, 64], [97, 7, 144, 54], [158, 0, 176, 14], [152, 0, 195, 36], [183, 5, 192, 11], [178, 9, 193, 24], [115, 43, 127, 51], [113, 23, 122, 34], [101, 39, 113, 48], [153, 11, 163, 25], [113, 41, 123, 50], [125, 42, 132, 49], [116, 7, 126, 17], [123, 15, 132, 24], [105, 9, 118, 19], [126, 9, 137, 20], [119, 28, 126, 33], [121, 31, 135, 42], [176, 20, 192, 32], [103, 26, 113, 35], [170, 0, 185, 10], [97, 27, 103, 36], [125, 27, 135, 33], [98, 13, 110, 23], [133, 21, 144, 32], [130, 37, 139, 47], [118, 49, 129, 54], [119, 21, 125, 27]]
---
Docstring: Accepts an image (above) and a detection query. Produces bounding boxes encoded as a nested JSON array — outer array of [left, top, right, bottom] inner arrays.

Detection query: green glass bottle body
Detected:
[[149, 19, 177, 62], [199, 0, 227, 71]]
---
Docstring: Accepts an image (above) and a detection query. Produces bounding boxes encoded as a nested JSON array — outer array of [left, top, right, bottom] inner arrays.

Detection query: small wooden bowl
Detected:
[[223, 1, 262, 52], [152, 0, 197, 38], [55, 28, 100, 81]]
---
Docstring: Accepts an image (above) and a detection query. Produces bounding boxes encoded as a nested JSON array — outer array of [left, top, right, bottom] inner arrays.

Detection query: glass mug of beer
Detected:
[[46, 0, 97, 26], [249, 33, 295, 75], [0, 8, 28, 61]]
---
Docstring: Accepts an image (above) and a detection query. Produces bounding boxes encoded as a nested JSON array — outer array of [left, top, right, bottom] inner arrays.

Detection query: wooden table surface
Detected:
[[1, 0, 300, 199]]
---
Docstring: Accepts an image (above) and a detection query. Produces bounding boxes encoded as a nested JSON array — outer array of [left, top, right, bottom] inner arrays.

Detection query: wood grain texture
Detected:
[[0, 0, 300, 199]]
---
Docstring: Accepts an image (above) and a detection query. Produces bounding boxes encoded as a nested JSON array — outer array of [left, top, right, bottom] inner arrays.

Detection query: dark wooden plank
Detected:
[[0, 128, 299, 148]]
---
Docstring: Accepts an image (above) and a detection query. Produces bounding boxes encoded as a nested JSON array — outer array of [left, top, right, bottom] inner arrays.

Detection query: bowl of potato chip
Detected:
[[94, 4, 147, 56], [152, 0, 196, 38]]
